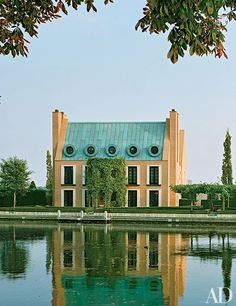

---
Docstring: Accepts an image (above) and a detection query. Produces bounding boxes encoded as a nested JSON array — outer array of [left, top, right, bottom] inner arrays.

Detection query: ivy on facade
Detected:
[[86, 158, 126, 208]]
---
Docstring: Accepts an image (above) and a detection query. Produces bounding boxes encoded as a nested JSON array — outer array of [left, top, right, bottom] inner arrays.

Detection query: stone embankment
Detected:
[[0, 210, 236, 224]]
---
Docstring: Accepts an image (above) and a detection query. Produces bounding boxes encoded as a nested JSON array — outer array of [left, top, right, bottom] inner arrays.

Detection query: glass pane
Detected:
[[149, 251, 158, 268], [64, 231, 73, 244], [149, 167, 159, 185], [128, 167, 137, 185], [149, 191, 159, 207], [64, 167, 73, 185], [64, 190, 73, 207], [128, 250, 137, 270], [128, 191, 137, 207], [63, 250, 73, 267]]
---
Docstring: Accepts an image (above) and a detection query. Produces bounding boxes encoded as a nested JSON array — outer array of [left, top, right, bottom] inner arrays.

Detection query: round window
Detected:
[[127, 145, 140, 157], [148, 145, 159, 156], [64, 145, 76, 157], [108, 146, 116, 155], [84, 145, 97, 157], [106, 145, 119, 156], [87, 146, 95, 155], [130, 146, 137, 155]]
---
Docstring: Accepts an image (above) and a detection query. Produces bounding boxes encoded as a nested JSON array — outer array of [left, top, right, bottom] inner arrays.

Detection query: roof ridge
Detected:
[[68, 121, 166, 124]]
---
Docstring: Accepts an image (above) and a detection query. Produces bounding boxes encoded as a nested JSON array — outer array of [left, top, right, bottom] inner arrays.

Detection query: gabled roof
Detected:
[[62, 121, 166, 160]]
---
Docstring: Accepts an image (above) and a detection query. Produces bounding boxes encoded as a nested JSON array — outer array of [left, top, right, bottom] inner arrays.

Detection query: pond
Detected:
[[0, 222, 235, 306]]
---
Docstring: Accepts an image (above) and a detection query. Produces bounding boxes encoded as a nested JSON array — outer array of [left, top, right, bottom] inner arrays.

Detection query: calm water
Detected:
[[0, 223, 236, 306]]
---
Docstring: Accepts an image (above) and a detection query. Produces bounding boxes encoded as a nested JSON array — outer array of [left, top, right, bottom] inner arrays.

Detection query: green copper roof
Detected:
[[63, 122, 166, 160]]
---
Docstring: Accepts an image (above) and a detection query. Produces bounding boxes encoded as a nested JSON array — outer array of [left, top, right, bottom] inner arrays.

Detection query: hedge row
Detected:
[[180, 198, 236, 209], [0, 189, 52, 207]]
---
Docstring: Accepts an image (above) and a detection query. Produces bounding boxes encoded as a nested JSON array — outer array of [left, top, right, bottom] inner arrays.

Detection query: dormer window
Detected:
[[84, 145, 97, 157], [106, 145, 119, 156], [148, 145, 159, 157], [87, 146, 95, 155], [108, 146, 116, 155], [127, 145, 140, 157], [64, 145, 76, 157]]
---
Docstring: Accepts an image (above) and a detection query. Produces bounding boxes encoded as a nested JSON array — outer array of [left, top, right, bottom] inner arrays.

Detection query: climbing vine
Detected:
[[86, 158, 126, 208]]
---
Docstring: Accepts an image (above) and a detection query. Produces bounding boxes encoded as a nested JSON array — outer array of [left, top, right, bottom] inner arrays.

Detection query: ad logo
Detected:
[[206, 287, 233, 304]]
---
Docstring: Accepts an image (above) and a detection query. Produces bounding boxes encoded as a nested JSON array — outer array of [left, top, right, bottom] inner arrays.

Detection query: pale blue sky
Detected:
[[1, 1, 236, 186]]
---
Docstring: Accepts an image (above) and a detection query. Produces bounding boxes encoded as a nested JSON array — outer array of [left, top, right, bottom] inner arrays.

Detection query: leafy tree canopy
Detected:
[[0, 156, 32, 207], [1, 0, 235, 62], [171, 183, 236, 202]]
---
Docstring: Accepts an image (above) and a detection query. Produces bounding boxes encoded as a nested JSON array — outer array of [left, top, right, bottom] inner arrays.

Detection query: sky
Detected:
[[1, 1, 236, 186]]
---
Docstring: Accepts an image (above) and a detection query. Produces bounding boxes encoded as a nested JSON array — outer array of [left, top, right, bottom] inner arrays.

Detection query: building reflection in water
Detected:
[[52, 225, 187, 306], [0, 224, 235, 306]]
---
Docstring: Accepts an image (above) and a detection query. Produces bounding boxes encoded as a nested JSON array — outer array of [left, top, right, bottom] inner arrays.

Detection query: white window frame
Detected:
[[82, 165, 87, 185], [125, 190, 128, 207], [127, 189, 140, 207], [61, 189, 76, 207], [146, 165, 162, 185], [146, 189, 162, 207], [82, 188, 87, 207], [61, 165, 76, 185]]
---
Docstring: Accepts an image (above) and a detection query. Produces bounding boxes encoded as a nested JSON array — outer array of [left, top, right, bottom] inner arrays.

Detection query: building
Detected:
[[52, 225, 187, 306], [52, 109, 186, 207]]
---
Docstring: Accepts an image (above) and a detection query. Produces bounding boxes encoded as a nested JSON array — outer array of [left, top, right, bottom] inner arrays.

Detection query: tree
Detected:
[[170, 183, 232, 210], [46, 150, 53, 190], [29, 180, 37, 190], [1, 1, 236, 63], [221, 130, 233, 185], [0, 157, 32, 208], [1, 240, 29, 279]]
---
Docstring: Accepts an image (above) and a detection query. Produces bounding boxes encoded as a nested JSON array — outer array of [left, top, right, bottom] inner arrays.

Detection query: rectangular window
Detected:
[[149, 190, 159, 207], [84, 189, 88, 207], [128, 190, 137, 207], [83, 189, 93, 207], [128, 232, 137, 243], [128, 167, 137, 185], [128, 250, 137, 270], [64, 231, 73, 244], [84, 189, 91, 207], [64, 279, 73, 289], [111, 191, 117, 205], [64, 166, 74, 185], [64, 190, 74, 207], [63, 250, 73, 267], [149, 167, 159, 185], [149, 232, 159, 242], [149, 250, 158, 268]]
